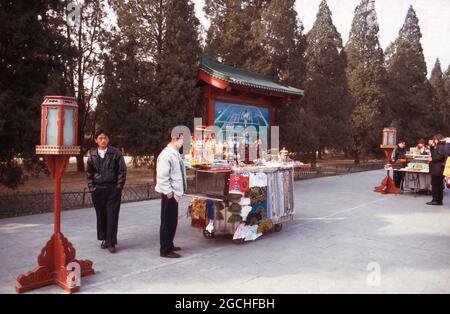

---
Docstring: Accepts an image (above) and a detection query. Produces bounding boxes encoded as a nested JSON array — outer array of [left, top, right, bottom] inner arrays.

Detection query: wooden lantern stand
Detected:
[[15, 96, 94, 293], [374, 146, 400, 194]]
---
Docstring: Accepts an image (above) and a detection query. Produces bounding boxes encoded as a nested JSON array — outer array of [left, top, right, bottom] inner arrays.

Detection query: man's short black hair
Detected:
[[95, 129, 111, 139]]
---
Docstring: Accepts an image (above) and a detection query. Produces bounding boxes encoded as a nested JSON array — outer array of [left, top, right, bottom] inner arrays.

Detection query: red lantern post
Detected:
[[374, 127, 400, 194], [15, 96, 94, 293]]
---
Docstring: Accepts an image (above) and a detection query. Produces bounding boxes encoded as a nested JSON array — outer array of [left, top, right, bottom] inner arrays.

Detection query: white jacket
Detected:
[[155, 144, 187, 201]]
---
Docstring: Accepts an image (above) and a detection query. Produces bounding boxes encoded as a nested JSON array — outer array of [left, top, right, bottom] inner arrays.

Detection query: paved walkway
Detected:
[[1, 170, 449, 294]]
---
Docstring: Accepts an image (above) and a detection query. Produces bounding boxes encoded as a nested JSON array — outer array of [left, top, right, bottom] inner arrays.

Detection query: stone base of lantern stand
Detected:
[[374, 147, 400, 194], [16, 151, 94, 293]]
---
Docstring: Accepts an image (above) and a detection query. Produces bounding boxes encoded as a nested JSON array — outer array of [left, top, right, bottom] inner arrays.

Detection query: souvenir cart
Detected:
[[398, 152, 432, 196], [188, 55, 307, 243], [185, 134, 308, 244]]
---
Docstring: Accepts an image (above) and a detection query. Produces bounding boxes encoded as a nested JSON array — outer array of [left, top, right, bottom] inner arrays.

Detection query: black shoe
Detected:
[[101, 241, 107, 250], [160, 252, 181, 258], [108, 246, 116, 253], [426, 201, 442, 206], [171, 246, 182, 252]]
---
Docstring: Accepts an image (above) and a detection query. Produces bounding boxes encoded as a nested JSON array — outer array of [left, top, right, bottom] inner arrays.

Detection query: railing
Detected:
[[0, 162, 384, 219]]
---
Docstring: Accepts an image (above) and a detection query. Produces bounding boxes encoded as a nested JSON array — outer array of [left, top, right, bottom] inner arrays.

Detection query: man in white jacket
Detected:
[[155, 133, 187, 258]]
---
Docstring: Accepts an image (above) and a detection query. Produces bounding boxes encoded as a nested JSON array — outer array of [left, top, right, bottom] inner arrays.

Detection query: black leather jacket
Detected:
[[430, 142, 446, 177], [86, 146, 127, 191]]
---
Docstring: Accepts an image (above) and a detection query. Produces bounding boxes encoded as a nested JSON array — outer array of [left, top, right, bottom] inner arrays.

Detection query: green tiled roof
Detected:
[[200, 55, 304, 97]]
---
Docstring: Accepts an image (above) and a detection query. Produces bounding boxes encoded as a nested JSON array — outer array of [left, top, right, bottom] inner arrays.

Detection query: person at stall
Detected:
[[155, 133, 187, 258], [427, 134, 446, 206], [391, 140, 407, 189], [87, 130, 127, 254], [414, 139, 430, 155]]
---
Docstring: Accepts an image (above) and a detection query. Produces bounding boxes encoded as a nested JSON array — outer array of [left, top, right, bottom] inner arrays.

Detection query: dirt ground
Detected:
[[0, 162, 155, 193], [0, 155, 377, 194]]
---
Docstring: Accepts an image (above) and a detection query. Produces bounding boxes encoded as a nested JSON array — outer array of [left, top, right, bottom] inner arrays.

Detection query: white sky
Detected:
[[193, 0, 450, 75]]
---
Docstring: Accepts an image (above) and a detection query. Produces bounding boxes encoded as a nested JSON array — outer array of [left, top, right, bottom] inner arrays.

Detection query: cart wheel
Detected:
[[203, 229, 215, 239], [233, 238, 245, 245], [274, 224, 283, 232]]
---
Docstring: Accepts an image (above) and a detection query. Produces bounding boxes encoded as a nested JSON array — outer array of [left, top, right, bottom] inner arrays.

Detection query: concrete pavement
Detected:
[[1, 170, 449, 294]]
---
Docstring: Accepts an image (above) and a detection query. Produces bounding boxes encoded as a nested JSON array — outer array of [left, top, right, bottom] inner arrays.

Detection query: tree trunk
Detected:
[[353, 150, 360, 165], [76, 154, 85, 172]]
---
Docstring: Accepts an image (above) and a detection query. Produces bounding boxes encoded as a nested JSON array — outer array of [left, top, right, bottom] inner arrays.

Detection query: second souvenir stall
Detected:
[[376, 128, 432, 196], [185, 55, 307, 244], [399, 151, 432, 195]]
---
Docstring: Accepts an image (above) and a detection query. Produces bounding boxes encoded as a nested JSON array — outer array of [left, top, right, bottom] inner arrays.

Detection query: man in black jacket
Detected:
[[87, 130, 127, 253], [427, 134, 446, 206], [392, 140, 407, 189]]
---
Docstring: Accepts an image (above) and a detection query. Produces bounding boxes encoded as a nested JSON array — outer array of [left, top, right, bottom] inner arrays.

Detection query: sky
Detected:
[[193, 0, 450, 75]]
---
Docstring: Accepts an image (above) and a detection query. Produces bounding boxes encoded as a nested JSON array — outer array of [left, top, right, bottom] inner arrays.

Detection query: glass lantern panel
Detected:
[[382, 132, 388, 146], [388, 133, 395, 146], [46, 108, 58, 145], [64, 109, 75, 146]]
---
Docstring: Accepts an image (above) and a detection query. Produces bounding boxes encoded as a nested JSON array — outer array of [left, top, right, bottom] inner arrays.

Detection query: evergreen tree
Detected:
[[304, 0, 352, 157], [251, 0, 305, 82], [446, 65, 450, 135], [385, 5, 432, 144], [97, 28, 152, 155], [151, 0, 202, 154], [97, 0, 201, 163], [0, 0, 67, 188], [204, 0, 268, 69], [346, 0, 388, 162], [429, 59, 449, 135]]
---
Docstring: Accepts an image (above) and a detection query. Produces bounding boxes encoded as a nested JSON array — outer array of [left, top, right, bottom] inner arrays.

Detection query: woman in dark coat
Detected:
[[427, 134, 446, 206]]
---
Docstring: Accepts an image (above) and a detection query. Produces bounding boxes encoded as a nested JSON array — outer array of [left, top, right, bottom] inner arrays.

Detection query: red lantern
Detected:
[[36, 96, 80, 154], [381, 127, 397, 149], [16, 96, 94, 294]]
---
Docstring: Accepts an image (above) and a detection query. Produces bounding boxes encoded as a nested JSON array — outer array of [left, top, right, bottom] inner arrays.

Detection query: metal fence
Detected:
[[0, 162, 384, 219]]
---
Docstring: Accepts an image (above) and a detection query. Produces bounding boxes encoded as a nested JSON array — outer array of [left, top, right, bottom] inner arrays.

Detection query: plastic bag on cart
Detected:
[[233, 223, 247, 240], [206, 221, 214, 233], [244, 225, 262, 241]]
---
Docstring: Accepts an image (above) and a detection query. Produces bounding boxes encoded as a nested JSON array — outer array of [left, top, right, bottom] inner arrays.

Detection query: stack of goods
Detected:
[[227, 193, 243, 224], [228, 173, 250, 194], [404, 162, 429, 172], [240, 197, 252, 222], [189, 198, 207, 228], [266, 169, 294, 219]]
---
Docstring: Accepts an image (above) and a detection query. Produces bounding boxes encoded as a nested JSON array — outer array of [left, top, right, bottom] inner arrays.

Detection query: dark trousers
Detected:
[[393, 170, 405, 189], [160, 194, 179, 254], [91, 186, 122, 247], [431, 175, 444, 203]]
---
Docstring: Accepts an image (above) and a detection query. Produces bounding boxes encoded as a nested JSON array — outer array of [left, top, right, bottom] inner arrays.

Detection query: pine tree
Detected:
[[346, 0, 388, 162], [304, 0, 352, 157], [251, 0, 305, 82], [385, 5, 432, 144], [429, 59, 449, 135], [151, 0, 202, 154], [0, 0, 67, 188], [204, 0, 268, 69], [446, 65, 450, 135], [97, 0, 201, 162], [259, 0, 308, 158], [97, 30, 152, 155]]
